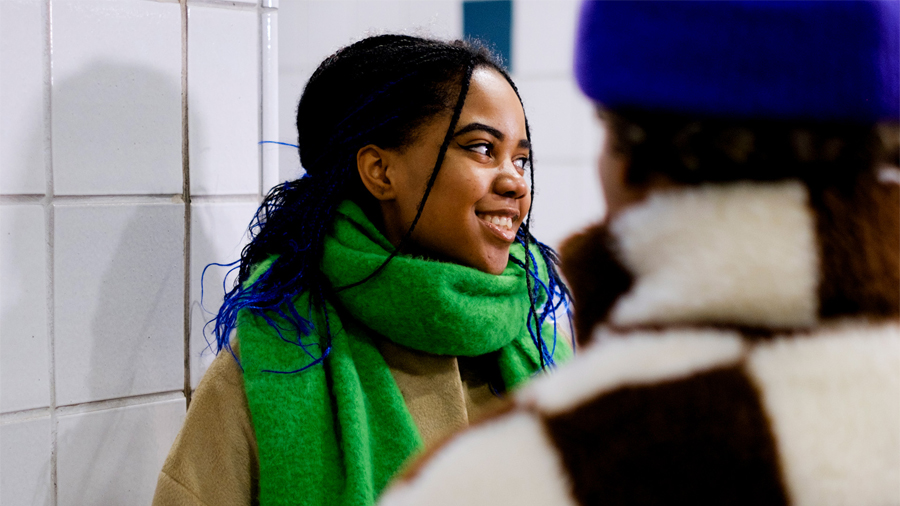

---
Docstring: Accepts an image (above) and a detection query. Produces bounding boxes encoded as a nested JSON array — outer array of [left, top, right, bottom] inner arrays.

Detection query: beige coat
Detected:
[[152, 338, 507, 506]]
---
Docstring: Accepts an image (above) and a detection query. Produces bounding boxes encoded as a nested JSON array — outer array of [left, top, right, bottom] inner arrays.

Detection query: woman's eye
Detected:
[[514, 157, 530, 170], [465, 143, 491, 156]]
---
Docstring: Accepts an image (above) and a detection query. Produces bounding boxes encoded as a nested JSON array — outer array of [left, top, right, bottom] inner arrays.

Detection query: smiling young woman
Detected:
[[152, 36, 572, 506]]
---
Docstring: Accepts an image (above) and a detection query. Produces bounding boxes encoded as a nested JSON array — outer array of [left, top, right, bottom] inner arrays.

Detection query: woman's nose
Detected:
[[493, 161, 529, 199]]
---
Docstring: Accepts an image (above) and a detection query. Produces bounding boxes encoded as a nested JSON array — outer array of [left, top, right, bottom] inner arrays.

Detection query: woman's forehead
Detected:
[[459, 68, 527, 141]]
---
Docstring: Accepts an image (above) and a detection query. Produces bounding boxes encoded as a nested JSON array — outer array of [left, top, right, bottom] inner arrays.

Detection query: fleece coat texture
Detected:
[[237, 201, 570, 506], [378, 171, 900, 506]]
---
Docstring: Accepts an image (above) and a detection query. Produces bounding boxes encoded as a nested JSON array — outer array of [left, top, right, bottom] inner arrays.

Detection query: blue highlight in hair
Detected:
[[510, 229, 575, 370], [259, 140, 300, 149]]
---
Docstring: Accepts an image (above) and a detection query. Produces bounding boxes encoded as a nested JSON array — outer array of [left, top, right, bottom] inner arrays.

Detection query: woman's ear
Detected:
[[357, 144, 397, 201]]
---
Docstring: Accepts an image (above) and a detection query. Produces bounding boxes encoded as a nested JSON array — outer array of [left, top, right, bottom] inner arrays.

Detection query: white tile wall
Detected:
[[51, 0, 182, 196], [512, 0, 580, 77], [0, 0, 46, 195], [0, 417, 52, 506], [529, 161, 577, 248], [294, 0, 462, 72], [289, 1, 357, 74], [188, 5, 260, 196], [54, 203, 184, 406], [190, 201, 258, 387], [1, 0, 274, 503], [56, 398, 185, 506], [262, 11, 281, 193], [0, 205, 50, 413], [354, 1, 407, 35], [404, 0, 462, 40], [529, 160, 605, 248], [516, 77, 599, 164]]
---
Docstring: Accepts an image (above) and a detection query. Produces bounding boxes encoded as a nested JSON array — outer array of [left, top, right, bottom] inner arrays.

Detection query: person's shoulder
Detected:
[[380, 329, 769, 505]]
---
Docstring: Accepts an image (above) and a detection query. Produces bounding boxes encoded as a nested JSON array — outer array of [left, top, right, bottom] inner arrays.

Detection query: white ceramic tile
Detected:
[[188, 6, 260, 196], [512, 0, 579, 77], [529, 162, 578, 250], [190, 201, 257, 387], [530, 161, 605, 251], [516, 76, 601, 165], [54, 203, 184, 405], [262, 11, 281, 194], [301, 1, 359, 72], [405, 0, 462, 40], [354, 0, 406, 35], [352, 0, 463, 39], [57, 398, 185, 506], [0, 417, 52, 506], [282, 0, 463, 76], [277, 0, 306, 73], [51, 0, 182, 196], [517, 77, 578, 164], [0, 205, 50, 413], [0, 0, 46, 195]]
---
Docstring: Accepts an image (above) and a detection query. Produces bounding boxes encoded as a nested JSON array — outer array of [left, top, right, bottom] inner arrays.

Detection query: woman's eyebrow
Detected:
[[454, 122, 531, 149], [454, 122, 505, 140]]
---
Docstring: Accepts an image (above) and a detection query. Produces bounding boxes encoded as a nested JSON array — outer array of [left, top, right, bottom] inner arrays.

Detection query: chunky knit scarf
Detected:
[[239, 201, 570, 506]]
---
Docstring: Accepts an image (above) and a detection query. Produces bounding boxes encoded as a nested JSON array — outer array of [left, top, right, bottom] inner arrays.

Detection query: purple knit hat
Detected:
[[574, 1, 899, 122]]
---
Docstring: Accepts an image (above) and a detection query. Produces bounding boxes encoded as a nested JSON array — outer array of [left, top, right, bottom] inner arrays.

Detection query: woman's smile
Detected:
[[475, 209, 519, 243]]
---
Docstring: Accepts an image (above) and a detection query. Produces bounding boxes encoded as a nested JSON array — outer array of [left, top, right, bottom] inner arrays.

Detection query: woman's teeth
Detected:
[[478, 213, 514, 231]]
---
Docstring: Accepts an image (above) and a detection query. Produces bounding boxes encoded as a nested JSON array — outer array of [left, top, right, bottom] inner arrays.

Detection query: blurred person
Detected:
[[377, 2, 900, 505], [152, 35, 572, 506]]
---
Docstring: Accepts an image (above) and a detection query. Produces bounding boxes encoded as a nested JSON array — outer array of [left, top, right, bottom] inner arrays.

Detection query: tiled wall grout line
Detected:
[[0, 389, 185, 424], [0, 407, 52, 425], [184, 0, 260, 12], [50, 194, 185, 203], [190, 194, 261, 203], [42, 0, 58, 504], [0, 195, 45, 203], [55, 390, 186, 416], [181, 0, 193, 410]]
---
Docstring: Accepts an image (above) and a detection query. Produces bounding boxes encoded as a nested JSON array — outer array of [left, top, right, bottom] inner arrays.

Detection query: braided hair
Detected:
[[209, 35, 572, 372]]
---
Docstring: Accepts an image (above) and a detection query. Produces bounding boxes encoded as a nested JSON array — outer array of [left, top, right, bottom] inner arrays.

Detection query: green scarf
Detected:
[[239, 201, 571, 506]]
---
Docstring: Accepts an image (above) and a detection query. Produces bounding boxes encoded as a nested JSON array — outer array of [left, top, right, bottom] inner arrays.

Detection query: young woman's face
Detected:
[[378, 67, 532, 275]]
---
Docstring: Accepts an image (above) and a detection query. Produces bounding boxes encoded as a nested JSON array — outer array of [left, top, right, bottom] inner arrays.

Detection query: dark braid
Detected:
[[207, 35, 572, 371]]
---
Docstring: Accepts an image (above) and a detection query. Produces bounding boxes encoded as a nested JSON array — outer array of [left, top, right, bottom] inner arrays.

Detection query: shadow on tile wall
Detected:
[[52, 62, 182, 195], [49, 62, 186, 505]]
